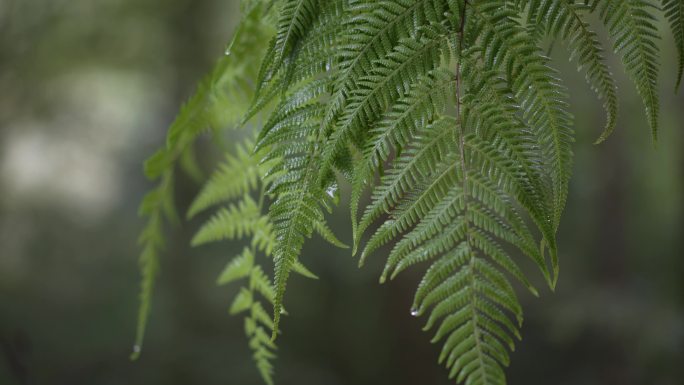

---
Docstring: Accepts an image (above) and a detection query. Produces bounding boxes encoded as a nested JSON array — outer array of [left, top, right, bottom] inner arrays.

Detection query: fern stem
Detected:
[[454, 3, 489, 383]]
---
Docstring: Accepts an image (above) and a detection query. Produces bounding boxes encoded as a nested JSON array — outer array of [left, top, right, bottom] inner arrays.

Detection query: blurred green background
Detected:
[[0, 1, 682, 384]]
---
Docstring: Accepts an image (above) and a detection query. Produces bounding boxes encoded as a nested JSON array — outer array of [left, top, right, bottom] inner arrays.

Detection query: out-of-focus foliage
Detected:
[[131, 0, 276, 361]]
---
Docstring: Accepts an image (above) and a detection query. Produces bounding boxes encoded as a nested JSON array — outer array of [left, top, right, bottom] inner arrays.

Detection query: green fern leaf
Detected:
[[191, 195, 262, 246], [230, 288, 254, 314], [217, 247, 255, 285]]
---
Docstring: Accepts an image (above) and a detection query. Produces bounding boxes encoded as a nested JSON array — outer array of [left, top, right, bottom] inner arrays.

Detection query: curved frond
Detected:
[[527, 0, 619, 143], [595, 0, 661, 140], [249, 0, 350, 336], [471, 1, 574, 239]]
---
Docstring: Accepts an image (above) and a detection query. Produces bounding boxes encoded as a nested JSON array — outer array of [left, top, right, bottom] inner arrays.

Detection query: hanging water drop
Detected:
[[133, 344, 141, 353], [325, 61, 331, 72], [326, 185, 337, 198], [224, 48, 231, 56], [410, 309, 419, 317]]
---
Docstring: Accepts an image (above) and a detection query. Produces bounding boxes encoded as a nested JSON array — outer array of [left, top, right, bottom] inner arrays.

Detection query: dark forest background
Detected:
[[0, 1, 682, 384]]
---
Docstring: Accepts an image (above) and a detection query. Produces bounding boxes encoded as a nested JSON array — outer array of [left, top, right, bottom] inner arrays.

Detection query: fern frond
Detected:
[[131, 217, 162, 361], [132, 1, 276, 360], [595, 0, 661, 140], [190, 146, 280, 385], [357, 113, 545, 385], [663, 0, 684, 90], [350, 69, 456, 250], [471, 1, 574, 247], [137, 1, 683, 384], [527, 0, 619, 143], [362, 154, 460, 267], [165, 4, 275, 153], [459, 55, 552, 250], [358, 117, 456, 265], [131, 171, 176, 360], [248, 0, 349, 337], [267, 162, 329, 336], [193, 160, 321, 385]]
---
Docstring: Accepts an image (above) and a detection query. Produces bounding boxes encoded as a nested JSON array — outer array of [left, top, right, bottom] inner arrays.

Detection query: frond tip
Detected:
[[358, 115, 547, 384], [598, 0, 661, 141]]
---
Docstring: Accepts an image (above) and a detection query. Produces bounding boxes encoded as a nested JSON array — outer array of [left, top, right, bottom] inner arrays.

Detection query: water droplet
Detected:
[[133, 344, 141, 353], [410, 309, 419, 317], [325, 62, 331, 72], [224, 48, 231, 56]]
